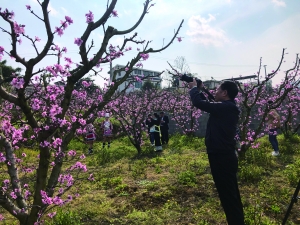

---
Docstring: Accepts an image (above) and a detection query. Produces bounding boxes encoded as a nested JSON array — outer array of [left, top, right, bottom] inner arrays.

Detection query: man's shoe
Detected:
[[272, 151, 279, 156]]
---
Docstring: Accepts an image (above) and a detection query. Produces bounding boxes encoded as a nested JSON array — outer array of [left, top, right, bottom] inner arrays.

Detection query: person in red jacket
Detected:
[[85, 124, 96, 154], [101, 113, 113, 148]]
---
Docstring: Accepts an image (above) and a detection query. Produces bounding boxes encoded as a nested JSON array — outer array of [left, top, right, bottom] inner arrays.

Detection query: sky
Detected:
[[0, 0, 299, 87]]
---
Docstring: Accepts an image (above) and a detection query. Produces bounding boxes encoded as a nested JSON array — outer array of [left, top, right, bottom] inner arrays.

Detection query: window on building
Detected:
[[135, 82, 142, 88], [135, 70, 141, 75]]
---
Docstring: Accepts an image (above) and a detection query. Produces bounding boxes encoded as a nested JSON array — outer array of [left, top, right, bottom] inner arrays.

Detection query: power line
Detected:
[[14, 50, 258, 68]]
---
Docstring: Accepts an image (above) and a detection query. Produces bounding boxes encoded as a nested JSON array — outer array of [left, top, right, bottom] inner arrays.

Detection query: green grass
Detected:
[[1, 134, 300, 224]]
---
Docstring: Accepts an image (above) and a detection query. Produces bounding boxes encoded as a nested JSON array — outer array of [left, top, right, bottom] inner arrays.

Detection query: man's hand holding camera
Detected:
[[188, 78, 199, 89]]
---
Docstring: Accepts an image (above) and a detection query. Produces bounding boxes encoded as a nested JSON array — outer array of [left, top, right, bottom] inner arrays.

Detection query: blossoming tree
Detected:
[[0, 0, 183, 224], [236, 49, 300, 155]]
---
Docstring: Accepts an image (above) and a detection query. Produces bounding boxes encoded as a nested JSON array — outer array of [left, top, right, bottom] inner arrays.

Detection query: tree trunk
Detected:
[[135, 144, 142, 155]]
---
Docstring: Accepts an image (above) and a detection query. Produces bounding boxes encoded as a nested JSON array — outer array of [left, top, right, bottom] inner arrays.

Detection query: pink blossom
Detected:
[[52, 138, 62, 148], [0, 214, 4, 221], [3, 179, 10, 185], [11, 78, 25, 89], [65, 16, 73, 25], [24, 190, 31, 200], [13, 22, 25, 35], [48, 212, 57, 218], [97, 95, 103, 101], [26, 5, 31, 10], [71, 116, 77, 123], [0, 46, 4, 61], [140, 53, 149, 61], [64, 57, 72, 64], [61, 20, 68, 29], [68, 150, 76, 157], [0, 153, 6, 163], [78, 118, 86, 126], [40, 190, 53, 205], [10, 191, 17, 199], [55, 27, 64, 36], [136, 62, 143, 67], [74, 38, 83, 46], [111, 10, 118, 17], [177, 37, 182, 42], [88, 173, 95, 181], [0, 46, 4, 55], [82, 81, 90, 87], [85, 11, 94, 23]]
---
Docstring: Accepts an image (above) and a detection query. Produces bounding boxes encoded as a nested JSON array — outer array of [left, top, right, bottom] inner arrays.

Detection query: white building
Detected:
[[108, 64, 162, 93]]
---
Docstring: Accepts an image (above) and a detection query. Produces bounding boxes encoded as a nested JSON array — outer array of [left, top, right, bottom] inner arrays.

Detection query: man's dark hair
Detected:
[[160, 112, 164, 114], [153, 113, 159, 119], [148, 114, 152, 117], [220, 81, 238, 100]]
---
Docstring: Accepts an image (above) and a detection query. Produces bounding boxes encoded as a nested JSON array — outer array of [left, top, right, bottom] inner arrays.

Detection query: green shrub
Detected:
[[178, 170, 197, 186], [283, 158, 300, 185], [239, 164, 264, 182], [131, 159, 147, 179], [245, 148, 273, 168], [47, 208, 82, 225], [188, 159, 208, 175], [125, 210, 151, 224], [95, 147, 111, 165]]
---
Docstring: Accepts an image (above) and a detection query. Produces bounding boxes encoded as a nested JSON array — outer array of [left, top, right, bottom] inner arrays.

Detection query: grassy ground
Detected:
[[1, 134, 300, 225]]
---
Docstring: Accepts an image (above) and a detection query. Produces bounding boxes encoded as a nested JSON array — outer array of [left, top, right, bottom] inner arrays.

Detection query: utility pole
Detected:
[[264, 65, 267, 78], [109, 60, 112, 85]]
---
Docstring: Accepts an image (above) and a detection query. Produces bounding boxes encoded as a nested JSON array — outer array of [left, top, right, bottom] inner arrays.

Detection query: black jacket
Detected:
[[189, 87, 240, 154], [160, 115, 169, 129], [145, 118, 153, 132]]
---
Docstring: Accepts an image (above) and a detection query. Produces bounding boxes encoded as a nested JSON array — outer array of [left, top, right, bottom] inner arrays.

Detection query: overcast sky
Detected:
[[0, 0, 299, 86]]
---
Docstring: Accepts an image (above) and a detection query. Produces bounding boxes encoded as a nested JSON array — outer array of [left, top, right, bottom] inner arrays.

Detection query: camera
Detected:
[[180, 74, 215, 102], [180, 74, 202, 88]]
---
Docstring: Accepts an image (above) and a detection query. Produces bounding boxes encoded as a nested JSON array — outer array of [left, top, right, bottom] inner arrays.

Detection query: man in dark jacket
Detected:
[[159, 111, 169, 144], [188, 79, 245, 225], [145, 114, 155, 145]]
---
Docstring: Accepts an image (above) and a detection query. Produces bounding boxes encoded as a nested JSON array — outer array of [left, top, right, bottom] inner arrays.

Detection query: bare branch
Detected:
[[145, 20, 184, 53], [115, 0, 151, 35]]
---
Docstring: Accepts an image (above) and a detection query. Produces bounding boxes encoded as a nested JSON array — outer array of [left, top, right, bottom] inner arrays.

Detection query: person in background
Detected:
[[102, 113, 113, 148], [152, 112, 162, 151], [159, 111, 169, 144], [145, 114, 155, 146], [267, 100, 281, 156], [85, 123, 96, 154]]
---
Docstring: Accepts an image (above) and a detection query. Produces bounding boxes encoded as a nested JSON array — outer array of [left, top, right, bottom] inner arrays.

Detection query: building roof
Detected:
[[108, 64, 162, 74]]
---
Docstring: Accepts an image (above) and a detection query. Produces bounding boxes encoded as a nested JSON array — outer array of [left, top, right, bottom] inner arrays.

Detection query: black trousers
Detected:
[[208, 153, 245, 225], [160, 126, 169, 144], [153, 132, 161, 147]]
